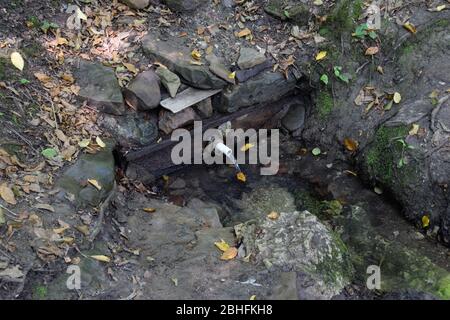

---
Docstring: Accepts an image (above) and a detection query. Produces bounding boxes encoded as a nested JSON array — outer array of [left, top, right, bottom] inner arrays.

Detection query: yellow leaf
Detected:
[[409, 124, 419, 136], [87, 179, 102, 190], [344, 138, 358, 152], [422, 215, 430, 228], [403, 22, 417, 34], [191, 49, 201, 61], [228, 71, 236, 79], [267, 211, 279, 220], [53, 226, 69, 234], [90, 255, 111, 263], [214, 239, 230, 252], [236, 171, 246, 183], [315, 51, 327, 61], [250, 295, 256, 300], [365, 46, 379, 56], [240, 143, 254, 152], [237, 28, 251, 37], [95, 137, 106, 148], [143, 207, 156, 213], [435, 5, 446, 12], [220, 247, 238, 260], [10, 52, 24, 71], [78, 139, 90, 148], [123, 63, 138, 74], [393, 92, 402, 104], [0, 183, 17, 205]]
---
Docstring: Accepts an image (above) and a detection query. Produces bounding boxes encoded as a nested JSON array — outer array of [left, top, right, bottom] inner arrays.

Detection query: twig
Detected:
[[88, 182, 117, 242], [5, 123, 39, 154], [431, 95, 449, 133], [0, 203, 19, 218], [356, 61, 370, 74]]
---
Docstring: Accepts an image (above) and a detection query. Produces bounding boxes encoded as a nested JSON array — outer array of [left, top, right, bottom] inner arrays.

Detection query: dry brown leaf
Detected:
[[267, 211, 280, 220], [220, 247, 238, 260], [0, 183, 17, 205], [365, 46, 379, 56], [237, 28, 251, 37], [344, 138, 358, 152]]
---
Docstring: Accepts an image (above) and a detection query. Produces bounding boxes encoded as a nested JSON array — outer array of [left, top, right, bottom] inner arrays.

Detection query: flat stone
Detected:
[[158, 107, 198, 135], [120, 0, 149, 9], [155, 67, 181, 98], [142, 37, 226, 89], [219, 70, 297, 113], [385, 99, 433, 127], [160, 87, 221, 113], [237, 47, 267, 70], [58, 141, 115, 208], [282, 101, 306, 132], [195, 97, 213, 118], [75, 60, 125, 115], [235, 59, 272, 83], [162, 0, 205, 12], [123, 70, 161, 111], [207, 55, 235, 84]]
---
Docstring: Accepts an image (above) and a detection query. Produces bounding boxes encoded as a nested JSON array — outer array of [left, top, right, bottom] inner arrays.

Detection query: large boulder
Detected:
[[123, 70, 161, 111], [235, 210, 353, 299], [75, 60, 125, 115], [162, 0, 205, 12], [142, 36, 226, 90]]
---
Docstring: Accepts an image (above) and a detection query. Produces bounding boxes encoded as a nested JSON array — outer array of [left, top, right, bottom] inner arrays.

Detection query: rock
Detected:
[[142, 36, 226, 89], [219, 70, 297, 113], [58, 141, 115, 208], [235, 59, 272, 83], [155, 67, 181, 98], [207, 55, 234, 84], [187, 198, 222, 228], [162, 0, 205, 12], [237, 47, 267, 70], [281, 100, 306, 132], [75, 60, 125, 115], [158, 107, 198, 135], [264, 0, 311, 25], [123, 70, 161, 111], [235, 210, 353, 299], [120, 0, 149, 9], [98, 113, 158, 147], [169, 178, 186, 189], [125, 163, 155, 184], [194, 97, 213, 118]]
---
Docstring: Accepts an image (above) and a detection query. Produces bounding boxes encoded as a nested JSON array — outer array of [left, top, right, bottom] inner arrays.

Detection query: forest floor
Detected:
[[0, 0, 449, 300]]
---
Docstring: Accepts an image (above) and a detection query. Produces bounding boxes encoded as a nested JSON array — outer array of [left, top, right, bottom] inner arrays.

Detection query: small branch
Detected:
[[88, 182, 117, 242]]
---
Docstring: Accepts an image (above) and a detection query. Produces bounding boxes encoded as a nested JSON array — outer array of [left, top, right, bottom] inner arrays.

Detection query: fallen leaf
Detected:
[[41, 148, 58, 159], [250, 295, 257, 300], [237, 28, 251, 37], [191, 49, 201, 61], [87, 179, 102, 190], [422, 215, 430, 228], [78, 139, 90, 148], [220, 247, 238, 260], [377, 66, 384, 74], [240, 143, 254, 152], [95, 137, 106, 148], [0, 183, 16, 205], [228, 71, 236, 79], [344, 138, 358, 152], [236, 172, 246, 182], [312, 147, 321, 156], [393, 92, 402, 104], [267, 211, 279, 220], [34, 72, 52, 83], [123, 63, 138, 74], [90, 255, 111, 263], [409, 124, 419, 136], [315, 51, 327, 61], [214, 239, 230, 252], [374, 187, 383, 195], [365, 46, 379, 56], [143, 207, 156, 213], [10, 52, 24, 71], [403, 22, 417, 34]]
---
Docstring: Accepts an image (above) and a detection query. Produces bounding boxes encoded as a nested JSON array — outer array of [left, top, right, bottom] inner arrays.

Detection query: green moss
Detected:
[[365, 126, 409, 185], [329, 0, 364, 33], [316, 90, 333, 119], [294, 190, 326, 217], [438, 275, 450, 300], [33, 285, 48, 300]]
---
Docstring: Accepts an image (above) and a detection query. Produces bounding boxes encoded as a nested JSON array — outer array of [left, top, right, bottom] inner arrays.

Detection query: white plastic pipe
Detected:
[[215, 142, 232, 158]]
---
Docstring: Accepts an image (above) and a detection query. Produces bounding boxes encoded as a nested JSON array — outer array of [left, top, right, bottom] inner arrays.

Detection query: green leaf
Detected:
[[397, 157, 405, 168], [334, 66, 342, 76], [384, 100, 393, 111], [283, 10, 290, 18], [354, 23, 368, 38], [20, 79, 30, 85], [41, 148, 58, 159], [368, 31, 377, 39], [320, 74, 329, 85], [312, 147, 321, 156]]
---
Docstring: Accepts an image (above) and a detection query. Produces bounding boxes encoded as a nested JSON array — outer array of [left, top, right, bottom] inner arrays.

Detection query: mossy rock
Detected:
[[264, 0, 311, 25]]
